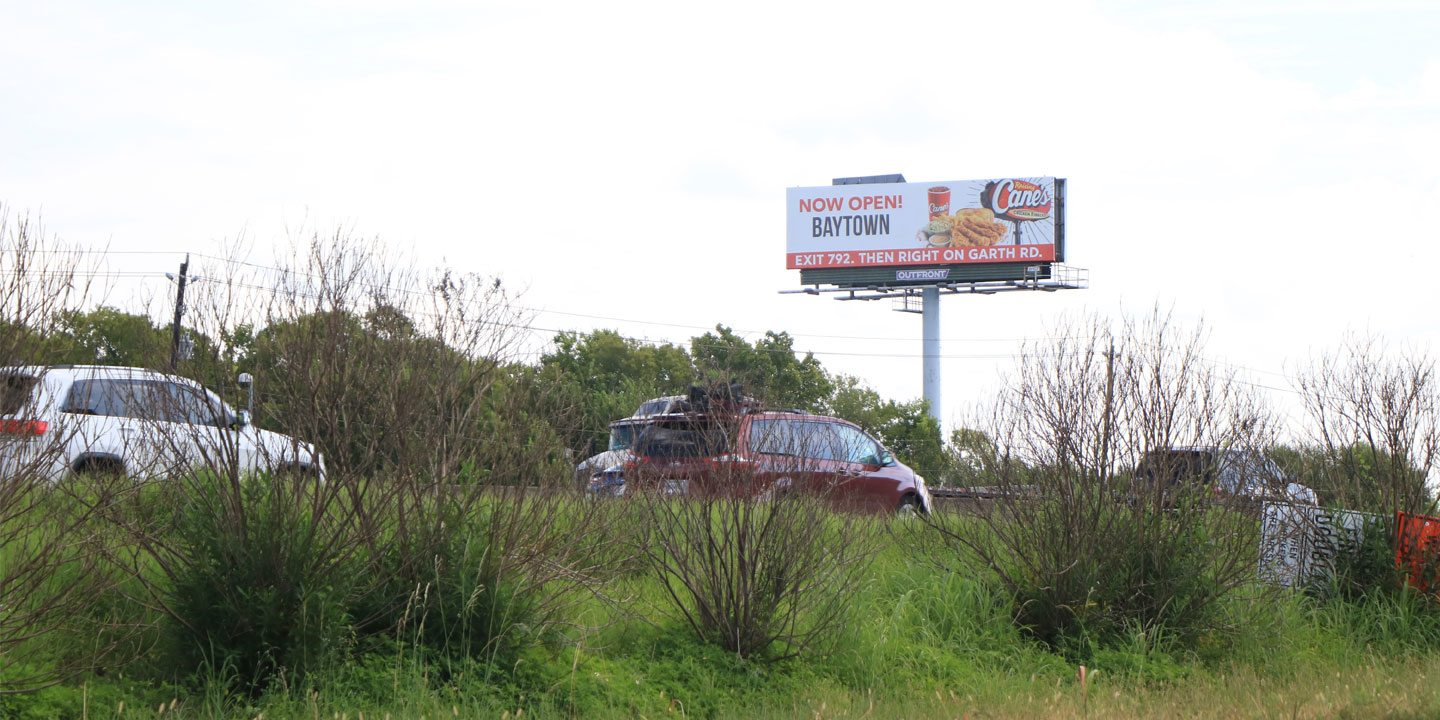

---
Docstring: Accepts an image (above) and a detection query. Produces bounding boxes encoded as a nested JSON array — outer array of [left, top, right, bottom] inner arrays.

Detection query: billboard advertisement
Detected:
[[786, 177, 1064, 270]]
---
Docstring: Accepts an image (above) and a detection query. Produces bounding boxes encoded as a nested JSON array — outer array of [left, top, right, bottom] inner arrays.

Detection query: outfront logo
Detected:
[[896, 269, 950, 281]]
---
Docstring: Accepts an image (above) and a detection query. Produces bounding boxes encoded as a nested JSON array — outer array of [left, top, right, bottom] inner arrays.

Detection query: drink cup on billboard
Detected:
[[928, 187, 950, 220]]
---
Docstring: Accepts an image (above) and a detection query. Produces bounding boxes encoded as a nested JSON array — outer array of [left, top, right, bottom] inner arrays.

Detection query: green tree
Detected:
[[243, 306, 492, 479], [475, 363, 573, 484], [46, 306, 171, 367], [821, 374, 945, 482], [947, 426, 1001, 486], [689, 325, 832, 411], [1271, 442, 1432, 512], [538, 329, 691, 455]]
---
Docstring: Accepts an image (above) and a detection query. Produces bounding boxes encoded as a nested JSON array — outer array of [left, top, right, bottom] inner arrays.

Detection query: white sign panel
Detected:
[[1259, 503, 1375, 587]]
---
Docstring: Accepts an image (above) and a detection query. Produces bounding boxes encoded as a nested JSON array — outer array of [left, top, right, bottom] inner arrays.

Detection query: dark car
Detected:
[[594, 408, 933, 515], [1132, 447, 1316, 505]]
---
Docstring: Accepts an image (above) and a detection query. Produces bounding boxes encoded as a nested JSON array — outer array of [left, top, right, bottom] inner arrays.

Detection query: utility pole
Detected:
[[1100, 339, 1116, 482], [169, 254, 190, 371]]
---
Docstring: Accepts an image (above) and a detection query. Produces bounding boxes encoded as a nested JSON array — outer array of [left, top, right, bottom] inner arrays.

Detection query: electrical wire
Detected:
[[4, 252, 1308, 392]]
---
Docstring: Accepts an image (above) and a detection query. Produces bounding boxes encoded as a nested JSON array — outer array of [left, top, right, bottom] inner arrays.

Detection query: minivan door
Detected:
[[150, 380, 253, 478], [743, 418, 846, 498], [831, 424, 902, 511], [60, 377, 172, 477]]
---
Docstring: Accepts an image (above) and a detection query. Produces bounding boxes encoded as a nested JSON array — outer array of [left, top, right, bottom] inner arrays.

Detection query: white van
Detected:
[[0, 365, 324, 482]]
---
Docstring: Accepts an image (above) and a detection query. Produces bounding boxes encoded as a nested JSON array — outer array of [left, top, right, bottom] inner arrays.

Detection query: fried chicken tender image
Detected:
[[948, 208, 1008, 247]]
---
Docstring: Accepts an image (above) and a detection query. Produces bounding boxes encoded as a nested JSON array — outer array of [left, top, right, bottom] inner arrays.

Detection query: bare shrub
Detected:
[[628, 418, 878, 660], [0, 210, 100, 366], [0, 209, 130, 694], [178, 233, 525, 483], [916, 309, 1275, 653], [92, 230, 626, 692], [1293, 334, 1439, 517], [1285, 335, 1440, 599]]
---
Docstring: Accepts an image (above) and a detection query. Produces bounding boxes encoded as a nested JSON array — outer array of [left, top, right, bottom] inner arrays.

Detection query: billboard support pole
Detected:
[[922, 286, 941, 427]]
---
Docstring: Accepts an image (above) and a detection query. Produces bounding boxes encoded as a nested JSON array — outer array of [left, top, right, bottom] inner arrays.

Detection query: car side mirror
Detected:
[[880, 450, 896, 466]]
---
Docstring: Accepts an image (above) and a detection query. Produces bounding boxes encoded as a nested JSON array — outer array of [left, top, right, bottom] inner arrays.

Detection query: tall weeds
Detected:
[[630, 445, 878, 660], [82, 232, 625, 693], [0, 209, 131, 694]]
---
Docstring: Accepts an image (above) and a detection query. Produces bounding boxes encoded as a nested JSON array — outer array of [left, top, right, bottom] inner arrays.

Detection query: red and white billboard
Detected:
[[785, 177, 1064, 270]]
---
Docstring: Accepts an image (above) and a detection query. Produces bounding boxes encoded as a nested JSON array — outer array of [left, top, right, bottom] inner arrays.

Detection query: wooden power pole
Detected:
[[169, 254, 190, 371]]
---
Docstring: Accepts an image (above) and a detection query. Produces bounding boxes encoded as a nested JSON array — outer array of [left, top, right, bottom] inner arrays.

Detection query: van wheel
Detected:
[[896, 493, 921, 516], [275, 464, 321, 483], [73, 456, 127, 480]]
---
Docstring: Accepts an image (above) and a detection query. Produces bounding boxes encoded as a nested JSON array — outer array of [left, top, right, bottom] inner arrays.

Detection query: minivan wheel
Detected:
[[896, 493, 921, 516], [73, 456, 127, 480], [275, 463, 321, 483]]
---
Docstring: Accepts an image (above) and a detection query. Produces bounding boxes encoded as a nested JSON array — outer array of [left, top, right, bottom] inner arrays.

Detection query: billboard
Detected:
[[786, 177, 1065, 270]]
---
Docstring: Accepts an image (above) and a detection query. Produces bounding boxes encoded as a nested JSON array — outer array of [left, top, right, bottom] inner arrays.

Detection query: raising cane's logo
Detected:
[[981, 179, 1053, 222]]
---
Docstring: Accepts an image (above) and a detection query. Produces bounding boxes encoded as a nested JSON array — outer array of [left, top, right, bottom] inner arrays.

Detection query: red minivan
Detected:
[[604, 409, 933, 515]]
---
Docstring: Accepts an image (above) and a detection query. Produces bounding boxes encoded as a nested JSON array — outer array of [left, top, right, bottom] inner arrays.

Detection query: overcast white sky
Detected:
[[2, 0, 1438, 434]]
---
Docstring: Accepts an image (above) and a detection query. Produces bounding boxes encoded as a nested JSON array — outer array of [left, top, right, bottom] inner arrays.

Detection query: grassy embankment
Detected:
[[7, 489, 1440, 720]]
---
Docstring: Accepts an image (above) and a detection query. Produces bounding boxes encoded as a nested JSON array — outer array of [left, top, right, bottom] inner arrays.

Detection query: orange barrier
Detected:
[[1395, 511, 1440, 593]]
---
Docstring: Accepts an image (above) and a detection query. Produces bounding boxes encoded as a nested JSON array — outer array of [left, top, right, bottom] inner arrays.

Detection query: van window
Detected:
[[747, 418, 853, 461], [63, 379, 139, 418], [63, 379, 225, 425], [158, 382, 227, 426], [633, 418, 730, 458], [747, 418, 807, 456], [1216, 451, 1284, 494], [1136, 450, 1217, 489], [837, 425, 883, 465], [0, 373, 38, 415]]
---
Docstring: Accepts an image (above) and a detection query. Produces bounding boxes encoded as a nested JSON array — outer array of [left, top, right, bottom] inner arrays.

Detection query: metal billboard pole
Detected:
[[828, 175, 939, 424], [922, 286, 941, 425]]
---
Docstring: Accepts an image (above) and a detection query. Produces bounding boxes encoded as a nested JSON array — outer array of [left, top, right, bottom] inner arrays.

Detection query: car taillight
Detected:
[[0, 420, 48, 436]]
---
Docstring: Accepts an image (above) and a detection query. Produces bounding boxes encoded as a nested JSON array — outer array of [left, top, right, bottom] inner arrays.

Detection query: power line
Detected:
[[7, 255, 1296, 375], [10, 262, 1067, 344], [0, 250, 1317, 391], [11, 253, 1071, 344]]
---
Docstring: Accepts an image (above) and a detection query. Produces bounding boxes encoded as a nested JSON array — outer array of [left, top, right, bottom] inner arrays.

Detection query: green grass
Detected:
[[11, 498, 1440, 719]]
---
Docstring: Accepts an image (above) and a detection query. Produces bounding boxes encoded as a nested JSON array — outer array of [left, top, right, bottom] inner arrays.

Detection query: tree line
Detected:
[[10, 305, 951, 483]]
